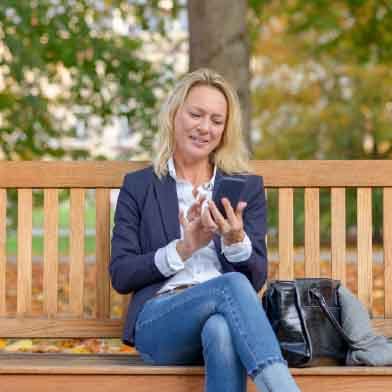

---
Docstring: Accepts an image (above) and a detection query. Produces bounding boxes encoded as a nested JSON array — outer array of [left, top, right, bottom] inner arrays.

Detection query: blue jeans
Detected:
[[134, 272, 300, 392]]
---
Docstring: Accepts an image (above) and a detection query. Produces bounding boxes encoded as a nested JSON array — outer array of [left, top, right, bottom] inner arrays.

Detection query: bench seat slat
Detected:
[[1, 353, 392, 376]]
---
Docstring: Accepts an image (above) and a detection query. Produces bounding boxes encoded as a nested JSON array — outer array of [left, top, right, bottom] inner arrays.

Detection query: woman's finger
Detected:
[[179, 210, 187, 228], [187, 196, 206, 221], [235, 201, 247, 219], [221, 198, 237, 225], [201, 206, 218, 232], [208, 200, 230, 233]]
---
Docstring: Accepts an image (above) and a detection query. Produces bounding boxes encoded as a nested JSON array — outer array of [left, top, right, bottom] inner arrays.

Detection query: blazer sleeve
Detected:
[[221, 175, 268, 292], [109, 174, 166, 294]]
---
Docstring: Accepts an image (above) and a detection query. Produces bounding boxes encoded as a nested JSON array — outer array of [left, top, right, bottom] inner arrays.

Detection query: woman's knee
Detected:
[[220, 272, 255, 295], [201, 314, 234, 353]]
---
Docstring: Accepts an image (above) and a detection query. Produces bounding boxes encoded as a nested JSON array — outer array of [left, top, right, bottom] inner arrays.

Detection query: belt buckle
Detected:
[[155, 284, 193, 298]]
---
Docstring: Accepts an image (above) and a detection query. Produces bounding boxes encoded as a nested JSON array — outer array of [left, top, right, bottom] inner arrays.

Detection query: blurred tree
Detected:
[[249, 0, 392, 244], [136, 0, 253, 149], [250, 0, 392, 64], [187, 0, 252, 150], [250, 0, 392, 161], [0, 0, 181, 229], [0, 0, 168, 160]]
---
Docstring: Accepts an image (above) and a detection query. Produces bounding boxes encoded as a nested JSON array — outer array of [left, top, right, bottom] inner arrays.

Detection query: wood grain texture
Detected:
[[0, 373, 392, 392], [1, 374, 392, 392], [357, 188, 373, 311], [69, 189, 85, 317], [1, 353, 392, 375], [96, 189, 111, 320], [43, 189, 59, 317], [0, 161, 148, 188], [1, 159, 392, 390], [384, 188, 392, 317], [17, 189, 32, 316], [0, 189, 6, 316], [278, 188, 294, 279], [2, 161, 392, 188], [331, 188, 346, 285], [0, 354, 392, 392], [0, 316, 390, 339], [305, 188, 320, 277], [0, 319, 122, 338]]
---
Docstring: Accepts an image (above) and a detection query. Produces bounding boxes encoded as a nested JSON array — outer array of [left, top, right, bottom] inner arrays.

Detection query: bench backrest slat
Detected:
[[1, 161, 392, 187], [69, 189, 86, 317], [277, 188, 294, 280], [384, 188, 392, 318], [304, 188, 320, 277], [331, 188, 346, 286], [0, 189, 6, 315], [43, 189, 59, 316], [17, 189, 33, 316], [357, 188, 373, 310], [96, 188, 111, 320]]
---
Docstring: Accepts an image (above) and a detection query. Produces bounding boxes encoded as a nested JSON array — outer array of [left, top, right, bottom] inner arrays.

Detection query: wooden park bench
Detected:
[[1, 160, 392, 391]]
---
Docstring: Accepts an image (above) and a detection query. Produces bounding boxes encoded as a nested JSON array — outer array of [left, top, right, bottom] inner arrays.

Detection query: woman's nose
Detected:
[[199, 117, 210, 132]]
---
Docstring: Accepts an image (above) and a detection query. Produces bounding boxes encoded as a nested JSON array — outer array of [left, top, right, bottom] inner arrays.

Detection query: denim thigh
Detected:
[[134, 272, 283, 374]]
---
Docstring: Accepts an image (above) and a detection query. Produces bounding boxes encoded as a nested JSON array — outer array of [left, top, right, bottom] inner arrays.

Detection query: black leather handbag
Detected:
[[262, 278, 356, 367]]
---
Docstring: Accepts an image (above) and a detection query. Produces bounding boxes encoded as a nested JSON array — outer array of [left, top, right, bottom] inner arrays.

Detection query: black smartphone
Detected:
[[213, 176, 246, 218]]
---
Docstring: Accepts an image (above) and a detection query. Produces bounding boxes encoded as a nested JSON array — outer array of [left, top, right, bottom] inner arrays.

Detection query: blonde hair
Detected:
[[153, 68, 251, 177]]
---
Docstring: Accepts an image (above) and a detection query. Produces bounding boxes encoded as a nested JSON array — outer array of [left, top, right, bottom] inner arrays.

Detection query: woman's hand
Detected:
[[186, 194, 205, 222], [202, 198, 247, 246], [176, 196, 214, 261]]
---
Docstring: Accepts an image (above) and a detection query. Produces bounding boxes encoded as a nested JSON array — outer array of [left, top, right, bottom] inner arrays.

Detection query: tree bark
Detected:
[[187, 0, 251, 151]]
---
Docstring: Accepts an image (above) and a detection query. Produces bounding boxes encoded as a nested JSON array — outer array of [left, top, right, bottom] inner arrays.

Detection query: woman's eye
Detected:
[[190, 112, 200, 118]]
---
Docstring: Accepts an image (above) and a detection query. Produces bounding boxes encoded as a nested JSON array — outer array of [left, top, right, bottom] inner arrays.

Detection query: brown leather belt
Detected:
[[154, 284, 195, 298]]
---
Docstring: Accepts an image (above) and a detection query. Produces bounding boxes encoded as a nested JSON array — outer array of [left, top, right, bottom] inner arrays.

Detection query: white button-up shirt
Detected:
[[154, 158, 252, 294]]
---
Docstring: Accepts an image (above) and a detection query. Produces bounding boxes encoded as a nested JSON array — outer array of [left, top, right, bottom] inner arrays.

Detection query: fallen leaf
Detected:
[[0, 339, 7, 350], [4, 339, 33, 352]]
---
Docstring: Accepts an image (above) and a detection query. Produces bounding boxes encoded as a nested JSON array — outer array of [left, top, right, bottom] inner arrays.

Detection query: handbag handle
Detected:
[[309, 288, 359, 349]]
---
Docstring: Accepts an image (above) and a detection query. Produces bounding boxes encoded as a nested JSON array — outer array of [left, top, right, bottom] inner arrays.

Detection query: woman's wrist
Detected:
[[176, 240, 193, 261], [222, 230, 245, 246]]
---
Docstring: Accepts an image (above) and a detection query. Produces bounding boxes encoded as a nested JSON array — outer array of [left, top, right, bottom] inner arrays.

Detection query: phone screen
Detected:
[[213, 177, 246, 218]]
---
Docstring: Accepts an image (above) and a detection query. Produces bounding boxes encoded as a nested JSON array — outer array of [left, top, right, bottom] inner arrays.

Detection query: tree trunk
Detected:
[[187, 0, 251, 151]]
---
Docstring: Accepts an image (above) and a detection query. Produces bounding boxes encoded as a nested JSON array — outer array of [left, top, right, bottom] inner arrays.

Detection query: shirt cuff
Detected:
[[154, 239, 185, 277], [221, 232, 252, 263]]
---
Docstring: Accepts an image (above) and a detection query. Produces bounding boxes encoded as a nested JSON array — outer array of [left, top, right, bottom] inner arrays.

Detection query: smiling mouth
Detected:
[[190, 135, 209, 144]]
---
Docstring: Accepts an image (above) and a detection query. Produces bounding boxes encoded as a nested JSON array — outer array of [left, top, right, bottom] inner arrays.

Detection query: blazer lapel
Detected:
[[154, 173, 181, 242]]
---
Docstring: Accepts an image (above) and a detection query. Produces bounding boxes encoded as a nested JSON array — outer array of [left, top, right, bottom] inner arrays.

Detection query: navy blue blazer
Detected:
[[109, 166, 268, 346]]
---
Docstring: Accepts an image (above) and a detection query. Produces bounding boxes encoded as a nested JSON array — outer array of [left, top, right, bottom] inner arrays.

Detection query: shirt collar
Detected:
[[167, 157, 217, 189]]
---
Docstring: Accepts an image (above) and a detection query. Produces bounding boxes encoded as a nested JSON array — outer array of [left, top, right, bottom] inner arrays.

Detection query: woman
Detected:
[[110, 68, 300, 392]]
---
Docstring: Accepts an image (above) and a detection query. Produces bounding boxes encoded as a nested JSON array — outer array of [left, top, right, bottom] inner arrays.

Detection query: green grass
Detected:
[[31, 198, 97, 228], [6, 235, 96, 256], [6, 198, 114, 256]]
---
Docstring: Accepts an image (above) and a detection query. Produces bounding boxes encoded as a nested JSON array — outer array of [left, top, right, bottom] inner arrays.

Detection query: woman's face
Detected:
[[173, 84, 227, 164]]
